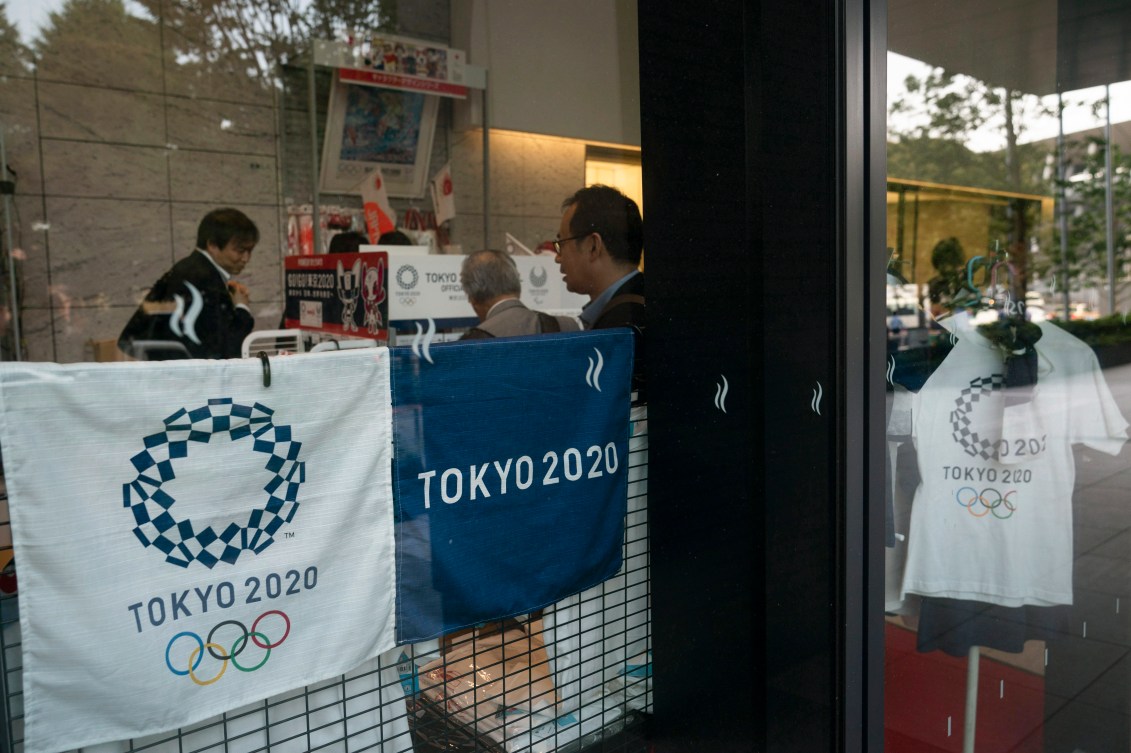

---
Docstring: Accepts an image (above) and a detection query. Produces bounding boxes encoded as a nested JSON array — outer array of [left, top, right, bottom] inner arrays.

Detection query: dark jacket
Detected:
[[119, 251, 254, 359], [593, 273, 645, 399], [592, 272, 645, 331]]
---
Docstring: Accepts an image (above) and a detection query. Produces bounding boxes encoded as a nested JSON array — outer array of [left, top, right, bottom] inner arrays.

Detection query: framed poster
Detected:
[[319, 72, 439, 197]]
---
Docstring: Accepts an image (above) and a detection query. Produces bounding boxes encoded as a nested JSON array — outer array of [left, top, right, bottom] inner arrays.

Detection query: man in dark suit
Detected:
[[554, 185, 645, 390], [119, 208, 258, 359]]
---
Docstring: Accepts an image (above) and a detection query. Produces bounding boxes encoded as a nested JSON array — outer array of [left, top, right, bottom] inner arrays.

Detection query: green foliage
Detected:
[[1037, 137, 1131, 291], [1049, 315, 1131, 346], [888, 67, 1056, 194]]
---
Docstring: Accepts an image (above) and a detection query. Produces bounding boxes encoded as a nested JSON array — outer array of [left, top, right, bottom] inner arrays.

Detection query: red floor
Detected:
[[885, 624, 1045, 753]]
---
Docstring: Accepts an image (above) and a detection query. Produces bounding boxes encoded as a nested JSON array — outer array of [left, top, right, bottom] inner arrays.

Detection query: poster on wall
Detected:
[[319, 72, 439, 197]]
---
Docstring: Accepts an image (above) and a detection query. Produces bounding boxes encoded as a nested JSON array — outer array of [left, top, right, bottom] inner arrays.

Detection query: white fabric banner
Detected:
[[0, 349, 397, 753]]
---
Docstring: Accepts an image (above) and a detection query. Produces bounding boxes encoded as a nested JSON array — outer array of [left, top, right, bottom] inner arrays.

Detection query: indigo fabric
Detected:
[[391, 330, 634, 642]]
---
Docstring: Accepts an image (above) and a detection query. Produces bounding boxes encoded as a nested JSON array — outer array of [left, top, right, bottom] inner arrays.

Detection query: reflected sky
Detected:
[[890, 52, 1131, 153], [7, 0, 146, 45]]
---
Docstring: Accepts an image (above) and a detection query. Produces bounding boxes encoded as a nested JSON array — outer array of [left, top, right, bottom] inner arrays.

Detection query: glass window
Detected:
[[885, 4, 1131, 751], [0, 1, 649, 752]]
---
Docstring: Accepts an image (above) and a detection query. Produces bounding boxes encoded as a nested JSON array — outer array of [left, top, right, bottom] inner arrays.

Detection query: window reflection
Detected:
[[0, 2, 650, 751], [886, 6, 1131, 749]]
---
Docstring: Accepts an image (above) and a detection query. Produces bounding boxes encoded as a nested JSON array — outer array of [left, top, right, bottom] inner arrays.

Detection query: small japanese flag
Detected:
[[429, 162, 456, 225], [357, 168, 397, 242]]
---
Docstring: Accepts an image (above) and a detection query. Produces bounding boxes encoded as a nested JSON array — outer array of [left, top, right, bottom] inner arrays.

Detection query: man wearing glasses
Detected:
[[554, 185, 644, 331], [555, 185, 645, 395]]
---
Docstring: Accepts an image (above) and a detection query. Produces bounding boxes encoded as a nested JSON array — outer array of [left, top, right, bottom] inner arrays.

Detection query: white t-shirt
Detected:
[[901, 315, 1128, 607]]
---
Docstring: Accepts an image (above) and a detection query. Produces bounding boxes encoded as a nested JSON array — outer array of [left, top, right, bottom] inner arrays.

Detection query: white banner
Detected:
[[386, 253, 587, 325], [0, 350, 397, 753]]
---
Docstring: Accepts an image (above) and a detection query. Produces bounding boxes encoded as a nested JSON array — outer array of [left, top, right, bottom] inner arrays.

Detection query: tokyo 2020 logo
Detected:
[[122, 399, 306, 569], [396, 265, 419, 290]]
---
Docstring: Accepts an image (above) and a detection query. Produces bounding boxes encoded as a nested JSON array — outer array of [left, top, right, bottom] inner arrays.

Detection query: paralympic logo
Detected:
[[955, 486, 1017, 519], [165, 610, 290, 686], [122, 399, 306, 569]]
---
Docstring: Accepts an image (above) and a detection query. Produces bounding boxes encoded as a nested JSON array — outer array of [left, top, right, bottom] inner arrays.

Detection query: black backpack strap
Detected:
[[606, 293, 645, 310], [536, 312, 561, 333]]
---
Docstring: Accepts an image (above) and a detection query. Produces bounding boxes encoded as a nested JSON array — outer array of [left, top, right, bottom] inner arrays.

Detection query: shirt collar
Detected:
[[194, 247, 231, 282], [484, 297, 522, 319], [580, 270, 639, 327]]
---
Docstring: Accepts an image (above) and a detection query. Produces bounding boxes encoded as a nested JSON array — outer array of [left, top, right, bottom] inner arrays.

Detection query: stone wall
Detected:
[[1, 3, 287, 363], [0, 0, 624, 362]]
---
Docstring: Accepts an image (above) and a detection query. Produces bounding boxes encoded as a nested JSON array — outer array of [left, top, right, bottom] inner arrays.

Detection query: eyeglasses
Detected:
[[553, 234, 590, 255]]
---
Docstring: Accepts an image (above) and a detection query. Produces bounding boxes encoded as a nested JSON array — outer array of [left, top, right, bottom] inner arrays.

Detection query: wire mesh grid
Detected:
[[0, 408, 649, 753]]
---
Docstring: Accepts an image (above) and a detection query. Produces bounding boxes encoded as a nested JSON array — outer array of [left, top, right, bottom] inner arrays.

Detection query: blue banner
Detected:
[[391, 330, 634, 642]]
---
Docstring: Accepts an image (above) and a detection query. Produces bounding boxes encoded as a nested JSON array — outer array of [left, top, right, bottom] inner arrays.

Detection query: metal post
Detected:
[[1058, 93, 1070, 319], [963, 646, 980, 753], [0, 127, 20, 362], [895, 185, 906, 266], [1106, 84, 1116, 315], [481, 73, 490, 249], [307, 50, 321, 256], [911, 187, 920, 282]]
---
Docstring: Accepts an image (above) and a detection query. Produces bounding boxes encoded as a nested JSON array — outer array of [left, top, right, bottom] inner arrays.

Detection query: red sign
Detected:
[[284, 252, 389, 340], [338, 67, 469, 99]]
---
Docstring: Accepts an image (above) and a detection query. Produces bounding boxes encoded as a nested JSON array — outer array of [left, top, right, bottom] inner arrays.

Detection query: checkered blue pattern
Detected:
[[122, 398, 305, 569], [950, 373, 1006, 460]]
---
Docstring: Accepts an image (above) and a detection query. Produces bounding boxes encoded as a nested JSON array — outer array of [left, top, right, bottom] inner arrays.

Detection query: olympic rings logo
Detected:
[[165, 610, 290, 686], [955, 487, 1017, 519]]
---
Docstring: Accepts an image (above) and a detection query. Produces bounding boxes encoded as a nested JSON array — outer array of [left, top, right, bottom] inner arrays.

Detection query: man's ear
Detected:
[[588, 233, 604, 259]]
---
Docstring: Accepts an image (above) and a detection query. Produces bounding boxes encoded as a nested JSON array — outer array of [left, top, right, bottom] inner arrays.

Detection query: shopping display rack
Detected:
[[0, 410, 650, 753]]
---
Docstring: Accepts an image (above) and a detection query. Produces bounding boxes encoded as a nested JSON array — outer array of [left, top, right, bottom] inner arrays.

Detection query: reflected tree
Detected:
[[1039, 135, 1131, 297], [32, 0, 393, 91], [136, 0, 394, 87], [33, 0, 159, 70], [889, 68, 1058, 291], [889, 68, 1055, 195], [0, 2, 30, 71]]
